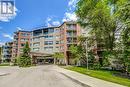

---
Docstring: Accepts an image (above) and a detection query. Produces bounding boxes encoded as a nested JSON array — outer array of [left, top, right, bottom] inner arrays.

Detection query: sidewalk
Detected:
[[54, 66, 126, 87]]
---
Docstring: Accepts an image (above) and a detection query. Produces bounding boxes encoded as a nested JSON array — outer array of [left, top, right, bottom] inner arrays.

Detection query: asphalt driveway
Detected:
[[0, 65, 83, 87]]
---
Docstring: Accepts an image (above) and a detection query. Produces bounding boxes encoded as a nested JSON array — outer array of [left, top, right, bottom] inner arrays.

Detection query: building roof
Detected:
[[13, 21, 77, 34]]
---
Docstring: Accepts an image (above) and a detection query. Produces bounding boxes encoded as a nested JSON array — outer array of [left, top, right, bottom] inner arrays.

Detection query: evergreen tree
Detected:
[[18, 42, 31, 67]]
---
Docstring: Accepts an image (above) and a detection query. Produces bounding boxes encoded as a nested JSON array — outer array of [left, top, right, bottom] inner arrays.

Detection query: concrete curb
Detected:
[[60, 72, 91, 87], [0, 73, 10, 76]]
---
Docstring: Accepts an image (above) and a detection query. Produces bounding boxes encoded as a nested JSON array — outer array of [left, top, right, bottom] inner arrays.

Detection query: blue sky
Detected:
[[0, 0, 77, 46]]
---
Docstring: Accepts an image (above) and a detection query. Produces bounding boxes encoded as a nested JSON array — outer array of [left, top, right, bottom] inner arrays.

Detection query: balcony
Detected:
[[66, 34, 77, 37], [66, 24, 77, 31], [33, 30, 43, 36]]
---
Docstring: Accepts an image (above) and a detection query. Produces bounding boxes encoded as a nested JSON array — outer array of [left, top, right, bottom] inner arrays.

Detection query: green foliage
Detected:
[[69, 44, 85, 63], [69, 35, 87, 65], [76, 0, 130, 74], [18, 56, 31, 67], [53, 52, 64, 64], [116, 1, 130, 73], [53, 52, 64, 59], [0, 63, 10, 66], [65, 66, 130, 87], [18, 42, 31, 67]]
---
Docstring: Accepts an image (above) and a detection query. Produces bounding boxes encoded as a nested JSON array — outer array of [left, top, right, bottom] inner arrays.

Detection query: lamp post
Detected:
[[86, 39, 88, 70]]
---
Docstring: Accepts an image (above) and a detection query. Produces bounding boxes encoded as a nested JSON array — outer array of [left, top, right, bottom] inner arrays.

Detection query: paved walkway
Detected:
[[54, 66, 126, 87]]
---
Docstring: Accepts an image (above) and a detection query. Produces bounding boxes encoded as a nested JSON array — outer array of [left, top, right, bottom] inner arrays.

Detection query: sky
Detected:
[[0, 0, 78, 46]]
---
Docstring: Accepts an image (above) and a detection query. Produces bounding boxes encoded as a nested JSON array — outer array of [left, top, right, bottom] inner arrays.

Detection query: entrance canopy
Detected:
[[30, 52, 53, 57], [30, 52, 54, 64]]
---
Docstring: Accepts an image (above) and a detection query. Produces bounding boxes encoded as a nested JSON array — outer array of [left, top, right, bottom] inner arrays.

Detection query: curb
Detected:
[[0, 73, 10, 76], [60, 72, 91, 87]]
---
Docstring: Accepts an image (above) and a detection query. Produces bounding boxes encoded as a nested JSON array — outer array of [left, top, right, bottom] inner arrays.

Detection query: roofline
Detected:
[[59, 21, 77, 27], [14, 30, 31, 33], [32, 26, 60, 31], [14, 21, 77, 33]]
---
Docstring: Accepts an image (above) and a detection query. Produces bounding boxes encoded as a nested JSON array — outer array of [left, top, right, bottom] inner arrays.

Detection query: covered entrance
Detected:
[[37, 57, 54, 65], [30, 52, 54, 65]]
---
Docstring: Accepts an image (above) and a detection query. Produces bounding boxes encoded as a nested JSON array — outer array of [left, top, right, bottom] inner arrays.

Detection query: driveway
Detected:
[[0, 65, 83, 87]]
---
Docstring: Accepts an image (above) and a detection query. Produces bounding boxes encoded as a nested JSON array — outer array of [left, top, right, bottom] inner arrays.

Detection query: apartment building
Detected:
[[59, 22, 81, 64], [2, 42, 13, 62], [31, 26, 60, 54], [11, 21, 81, 64], [12, 30, 31, 60]]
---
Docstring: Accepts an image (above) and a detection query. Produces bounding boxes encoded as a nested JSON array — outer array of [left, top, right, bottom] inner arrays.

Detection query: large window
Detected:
[[67, 24, 76, 30], [43, 29, 48, 34], [44, 36, 53, 39], [21, 38, 29, 42], [55, 36, 60, 39], [33, 48, 39, 51], [44, 47, 53, 51], [56, 41, 59, 44], [48, 28, 54, 33], [21, 43, 25, 47], [33, 37, 40, 41], [21, 33, 29, 36], [33, 43, 40, 47], [33, 30, 42, 36], [44, 41, 53, 45]]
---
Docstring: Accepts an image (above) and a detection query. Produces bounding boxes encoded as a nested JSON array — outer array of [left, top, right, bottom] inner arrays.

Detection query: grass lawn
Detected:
[[64, 66, 130, 87], [0, 63, 10, 66]]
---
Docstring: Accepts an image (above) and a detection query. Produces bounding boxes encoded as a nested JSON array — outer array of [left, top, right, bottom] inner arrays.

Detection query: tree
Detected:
[[53, 52, 64, 64], [69, 39, 86, 66], [76, 0, 129, 68], [18, 42, 31, 67]]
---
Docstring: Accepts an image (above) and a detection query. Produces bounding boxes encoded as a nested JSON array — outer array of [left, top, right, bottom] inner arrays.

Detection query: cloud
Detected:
[[45, 16, 61, 27], [0, 1, 18, 22], [52, 21, 60, 26], [45, 17, 52, 27], [2, 33, 13, 40], [62, 0, 78, 22], [62, 12, 77, 22], [68, 0, 77, 8], [16, 27, 24, 30]]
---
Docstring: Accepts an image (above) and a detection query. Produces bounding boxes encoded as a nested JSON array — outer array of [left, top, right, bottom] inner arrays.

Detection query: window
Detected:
[[33, 43, 40, 46], [67, 24, 76, 30], [55, 29, 60, 33], [21, 43, 25, 47], [33, 30, 42, 36], [56, 41, 59, 44], [43, 29, 48, 34], [44, 36, 53, 39], [48, 28, 54, 33], [33, 48, 39, 51], [21, 33, 29, 36], [44, 41, 53, 45], [44, 47, 53, 51], [33, 38, 40, 41], [30, 44, 32, 47], [21, 38, 29, 42], [56, 47, 60, 50], [55, 36, 60, 39]]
